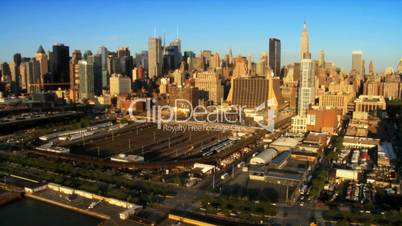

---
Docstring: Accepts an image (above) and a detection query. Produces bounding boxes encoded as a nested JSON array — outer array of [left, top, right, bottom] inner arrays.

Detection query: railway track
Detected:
[[24, 130, 261, 169]]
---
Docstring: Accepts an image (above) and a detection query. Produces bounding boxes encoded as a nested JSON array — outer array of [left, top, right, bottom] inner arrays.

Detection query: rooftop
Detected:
[[270, 137, 300, 148]]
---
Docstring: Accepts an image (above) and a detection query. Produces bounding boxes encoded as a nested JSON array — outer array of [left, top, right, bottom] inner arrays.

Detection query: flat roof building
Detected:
[[270, 137, 300, 151], [110, 73, 131, 96], [354, 95, 386, 113]]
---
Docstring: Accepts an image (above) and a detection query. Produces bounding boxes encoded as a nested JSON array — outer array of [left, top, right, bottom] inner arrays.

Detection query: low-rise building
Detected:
[[335, 168, 359, 181], [250, 148, 278, 165], [270, 137, 300, 152]]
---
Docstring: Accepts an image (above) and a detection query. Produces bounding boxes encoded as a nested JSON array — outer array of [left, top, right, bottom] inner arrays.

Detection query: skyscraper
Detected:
[[35, 45, 48, 87], [319, 50, 325, 68], [71, 50, 82, 64], [0, 63, 11, 82], [52, 43, 70, 87], [163, 45, 179, 73], [300, 22, 311, 59], [352, 51, 363, 79], [170, 38, 182, 67], [368, 60, 374, 74], [78, 60, 94, 100], [298, 58, 315, 115], [119, 55, 133, 77], [148, 37, 163, 78], [117, 47, 130, 58], [69, 50, 82, 102], [13, 53, 22, 67], [269, 38, 281, 77], [93, 54, 103, 95], [26, 59, 41, 93], [97, 46, 109, 89], [19, 63, 27, 91]]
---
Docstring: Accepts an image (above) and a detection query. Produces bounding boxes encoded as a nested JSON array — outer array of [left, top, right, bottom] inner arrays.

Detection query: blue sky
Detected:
[[1, 0, 401, 72]]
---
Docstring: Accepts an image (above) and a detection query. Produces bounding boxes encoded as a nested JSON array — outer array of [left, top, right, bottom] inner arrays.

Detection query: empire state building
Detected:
[[300, 22, 311, 59]]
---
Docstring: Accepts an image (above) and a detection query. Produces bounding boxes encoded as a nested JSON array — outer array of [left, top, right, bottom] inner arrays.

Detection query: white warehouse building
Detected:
[[250, 148, 278, 165]]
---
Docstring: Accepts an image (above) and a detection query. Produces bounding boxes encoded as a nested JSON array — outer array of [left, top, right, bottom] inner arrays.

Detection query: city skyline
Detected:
[[1, 0, 402, 72], [2, 1, 402, 225]]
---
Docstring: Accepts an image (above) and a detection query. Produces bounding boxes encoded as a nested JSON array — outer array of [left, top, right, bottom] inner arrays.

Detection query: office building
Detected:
[[119, 55, 133, 77], [298, 58, 315, 115], [0, 63, 11, 82], [352, 51, 363, 78], [13, 53, 22, 67], [9, 63, 19, 93], [35, 45, 48, 87], [319, 92, 352, 115], [319, 50, 325, 68], [306, 108, 340, 134], [78, 60, 94, 100], [148, 37, 163, 78], [51, 43, 70, 87], [163, 39, 182, 73], [83, 50, 93, 60], [227, 76, 270, 108], [26, 59, 41, 93], [19, 63, 27, 91], [117, 47, 130, 58], [291, 22, 314, 133], [269, 38, 281, 77], [194, 71, 224, 104], [68, 50, 82, 102], [368, 60, 375, 74], [168, 85, 200, 109], [364, 80, 381, 96], [110, 73, 131, 96], [98, 46, 109, 88], [88, 54, 103, 96]]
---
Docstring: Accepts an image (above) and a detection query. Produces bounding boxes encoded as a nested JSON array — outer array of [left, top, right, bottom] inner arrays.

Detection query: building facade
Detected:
[[269, 38, 281, 78], [110, 73, 131, 96], [78, 60, 94, 100], [148, 37, 163, 78], [298, 58, 315, 115], [194, 71, 224, 105]]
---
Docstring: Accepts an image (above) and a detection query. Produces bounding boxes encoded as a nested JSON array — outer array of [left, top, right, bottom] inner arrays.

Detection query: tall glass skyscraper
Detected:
[[269, 38, 281, 78], [98, 46, 108, 88], [52, 43, 70, 86]]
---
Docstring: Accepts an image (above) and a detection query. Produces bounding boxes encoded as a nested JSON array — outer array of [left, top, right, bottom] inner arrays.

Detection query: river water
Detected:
[[0, 198, 102, 226]]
